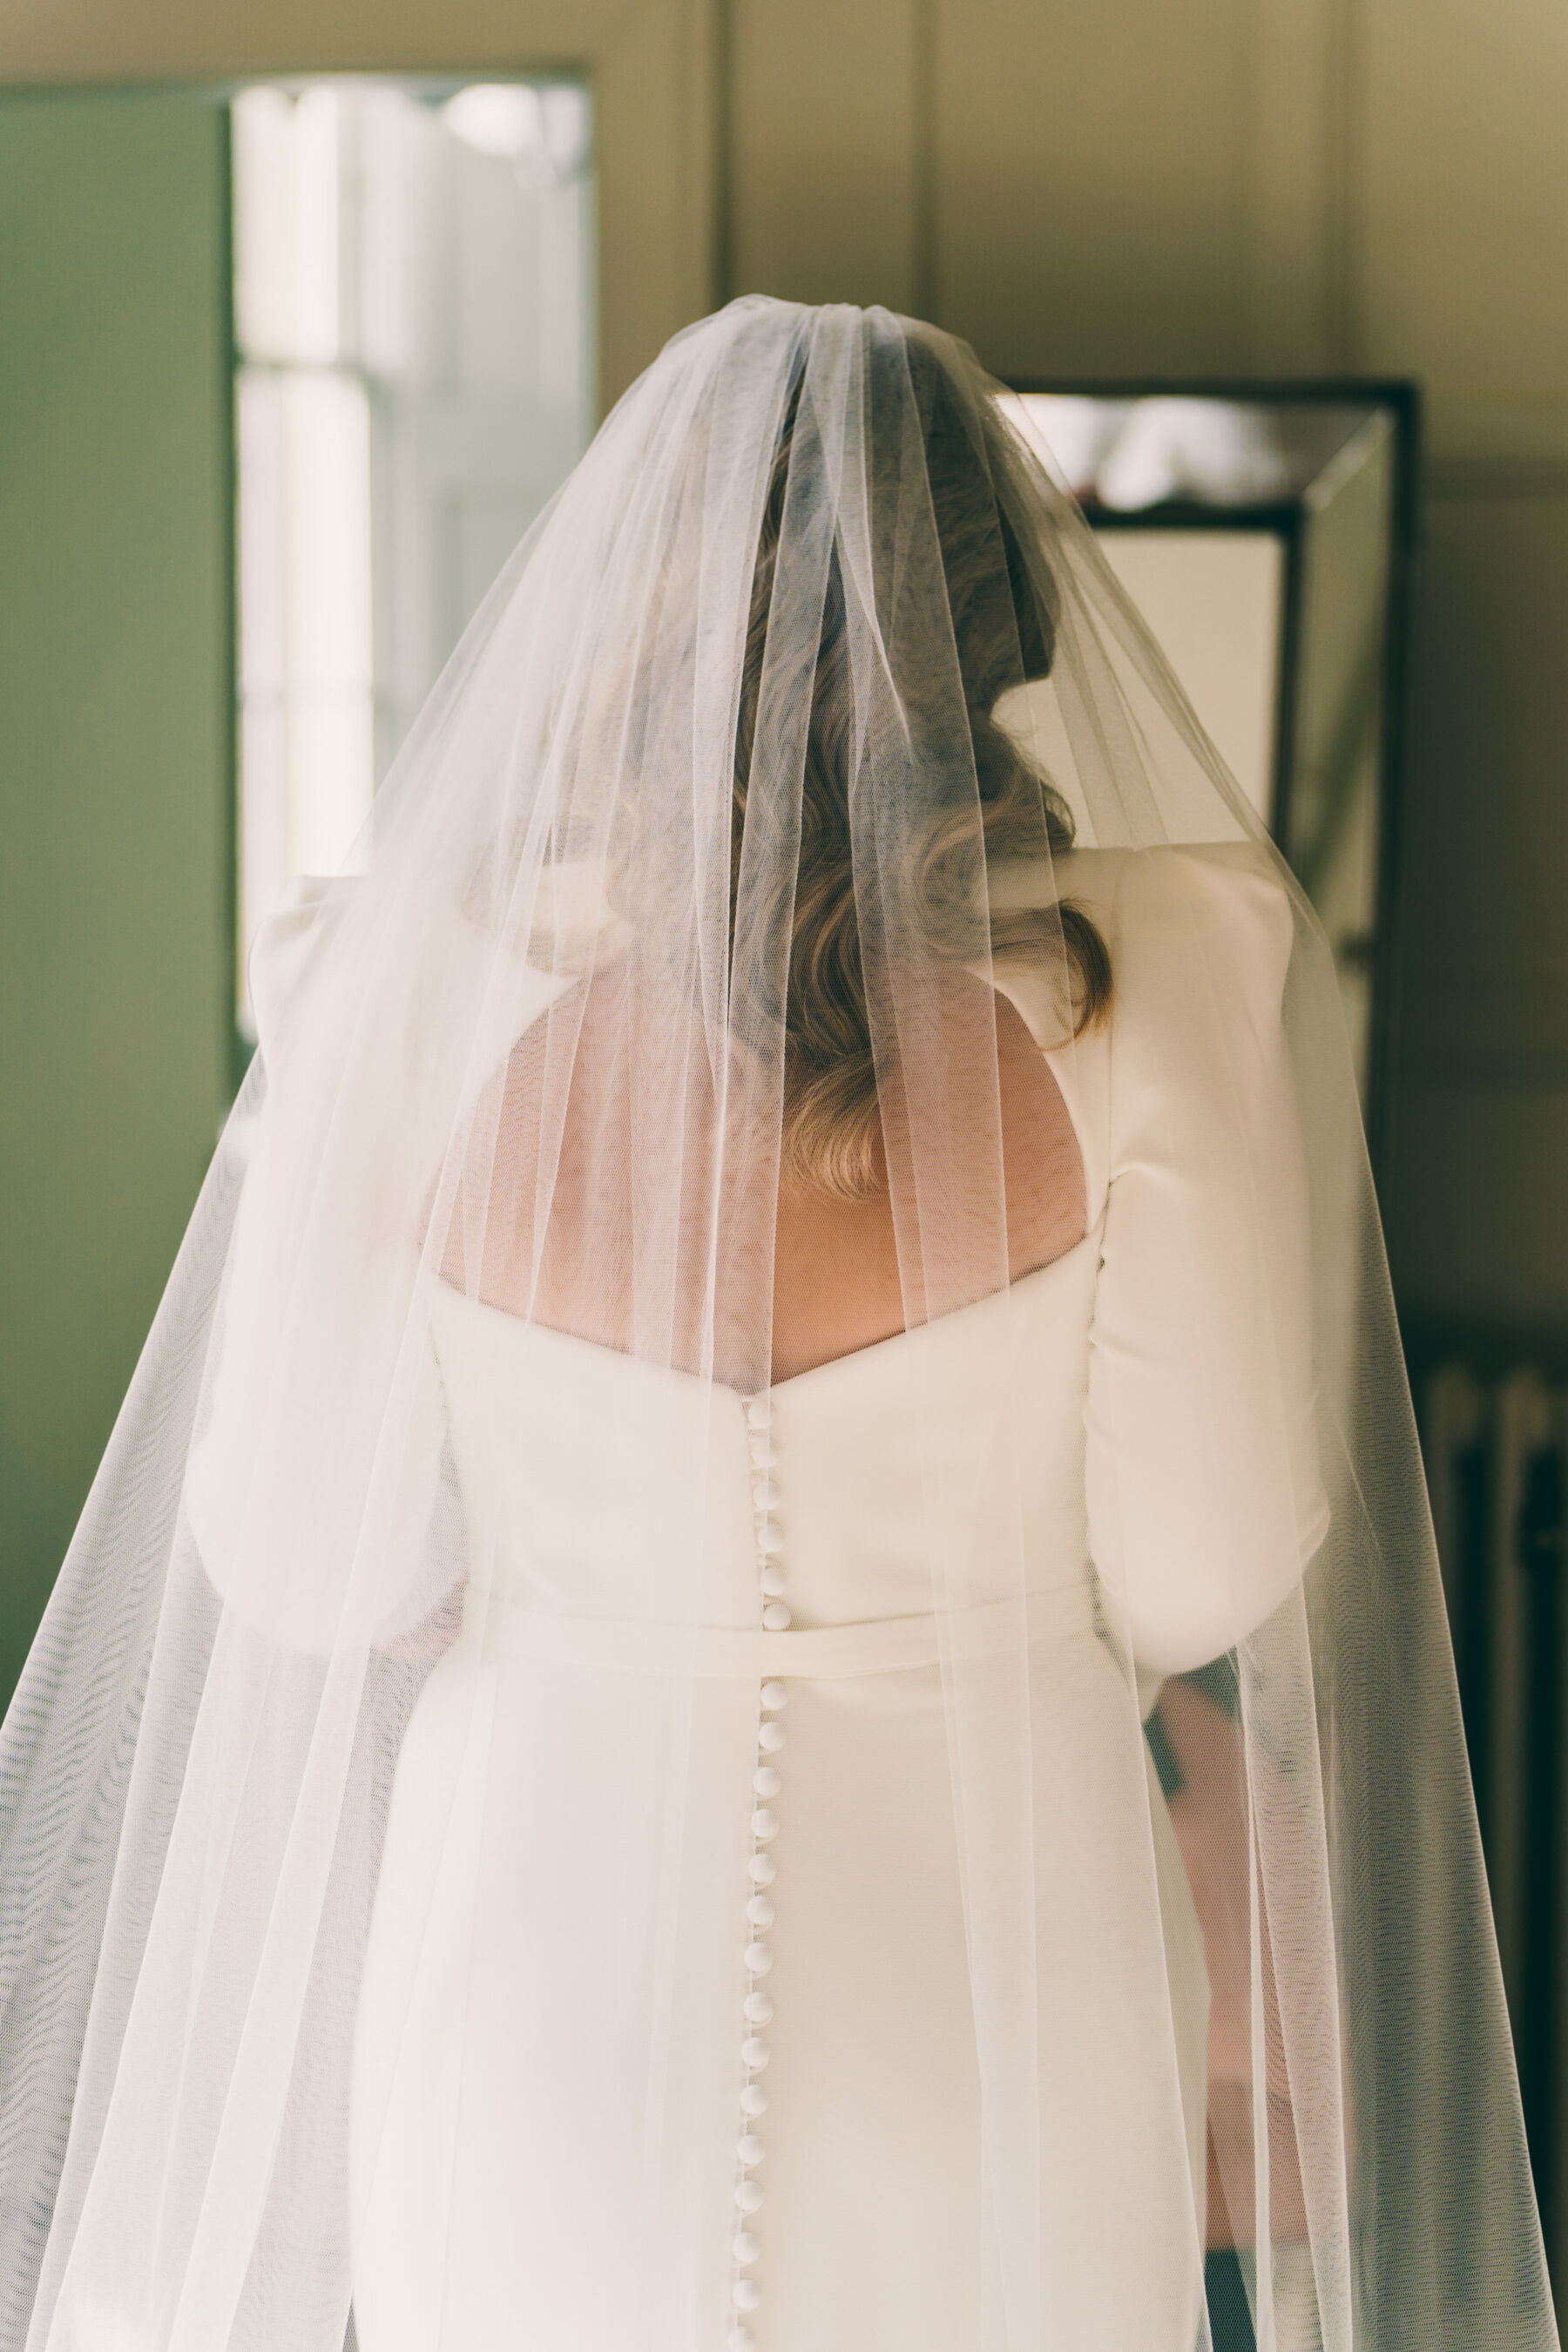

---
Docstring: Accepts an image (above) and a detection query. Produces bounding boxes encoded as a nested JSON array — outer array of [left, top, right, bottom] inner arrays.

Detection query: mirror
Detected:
[[1004, 383, 1419, 1173]]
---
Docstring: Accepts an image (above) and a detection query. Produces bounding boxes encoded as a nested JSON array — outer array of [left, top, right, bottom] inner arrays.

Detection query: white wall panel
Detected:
[[1361, 0, 1568, 456], [729, 0, 919, 310], [1390, 492, 1568, 1320], [931, 0, 1254, 378], [1399, 498, 1568, 997], [1391, 1087, 1568, 1332]]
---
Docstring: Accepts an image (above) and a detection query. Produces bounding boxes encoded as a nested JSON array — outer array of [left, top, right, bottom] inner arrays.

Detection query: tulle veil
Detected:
[[0, 295, 1552, 2352]]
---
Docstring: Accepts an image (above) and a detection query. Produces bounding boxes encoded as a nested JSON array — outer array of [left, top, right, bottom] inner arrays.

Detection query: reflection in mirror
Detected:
[[232, 77, 596, 1035], [1003, 387, 1417, 1161]]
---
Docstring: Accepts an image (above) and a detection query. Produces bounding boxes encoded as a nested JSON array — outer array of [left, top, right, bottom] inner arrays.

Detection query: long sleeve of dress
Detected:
[[180, 872, 625, 1655], [182, 879, 451, 1654], [1079, 844, 1330, 1680]]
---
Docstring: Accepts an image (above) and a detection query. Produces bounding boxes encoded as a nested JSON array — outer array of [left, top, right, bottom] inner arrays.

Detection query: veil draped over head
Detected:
[[0, 298, 1553, 2352]]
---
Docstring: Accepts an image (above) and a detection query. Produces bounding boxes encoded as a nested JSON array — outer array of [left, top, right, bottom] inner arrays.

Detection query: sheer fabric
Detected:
[[0, 298, 1552, 2352]]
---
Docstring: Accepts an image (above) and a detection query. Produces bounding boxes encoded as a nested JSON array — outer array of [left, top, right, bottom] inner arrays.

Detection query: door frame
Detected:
[[0, 0, 720, 409]]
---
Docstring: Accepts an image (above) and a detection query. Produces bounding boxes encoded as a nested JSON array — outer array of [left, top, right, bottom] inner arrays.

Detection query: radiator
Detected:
[[1421, 1363, 1568, 2271]]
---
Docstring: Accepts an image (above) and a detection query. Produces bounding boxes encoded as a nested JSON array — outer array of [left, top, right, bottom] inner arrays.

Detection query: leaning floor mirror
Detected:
[[1003, 383, 1420, 1183]]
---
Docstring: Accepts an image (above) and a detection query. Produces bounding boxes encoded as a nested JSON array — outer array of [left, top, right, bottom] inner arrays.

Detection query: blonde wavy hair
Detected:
[[732, 336, 1112, 1200]]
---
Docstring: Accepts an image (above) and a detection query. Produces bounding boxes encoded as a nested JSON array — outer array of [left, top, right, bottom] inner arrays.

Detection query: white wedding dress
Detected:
[[7, 302, 1549, 2352], [321, 844, 1328, 2352]]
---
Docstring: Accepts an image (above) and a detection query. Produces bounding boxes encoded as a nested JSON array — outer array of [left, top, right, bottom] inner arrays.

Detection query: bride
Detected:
[[0, 299, 1553, 2352]]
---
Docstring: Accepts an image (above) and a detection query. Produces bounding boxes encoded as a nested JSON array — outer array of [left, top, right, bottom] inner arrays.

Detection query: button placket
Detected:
[[727, 1396, 791, 2352]]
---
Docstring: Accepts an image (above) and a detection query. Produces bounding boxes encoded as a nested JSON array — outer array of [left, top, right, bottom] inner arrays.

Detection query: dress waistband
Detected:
[[492, 1580, 1098, 1681]]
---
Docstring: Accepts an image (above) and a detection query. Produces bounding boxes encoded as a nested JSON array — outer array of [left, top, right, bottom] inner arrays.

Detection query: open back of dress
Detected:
[[439, 966, 1088, 1385]]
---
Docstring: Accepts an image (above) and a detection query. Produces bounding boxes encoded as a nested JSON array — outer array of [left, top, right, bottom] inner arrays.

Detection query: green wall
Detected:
[[0, 89, 232, 1698]]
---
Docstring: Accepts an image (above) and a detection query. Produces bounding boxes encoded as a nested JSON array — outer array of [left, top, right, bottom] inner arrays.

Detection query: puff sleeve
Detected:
[[182, 879, 449, 1655], [1081, 844, 1329, 1679]]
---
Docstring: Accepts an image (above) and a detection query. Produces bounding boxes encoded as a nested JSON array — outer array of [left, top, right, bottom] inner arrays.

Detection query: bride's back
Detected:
[[443, 960, 1086, 1385]]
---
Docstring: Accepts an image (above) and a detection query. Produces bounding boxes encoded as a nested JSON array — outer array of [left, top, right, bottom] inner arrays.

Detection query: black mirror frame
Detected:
[[1004, 375, 1422, 1207]]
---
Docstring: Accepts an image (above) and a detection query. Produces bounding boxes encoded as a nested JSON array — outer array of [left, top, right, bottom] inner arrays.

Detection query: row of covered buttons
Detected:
[[749, 1392, 791, 1633], [729, 1393, 790, 2351]]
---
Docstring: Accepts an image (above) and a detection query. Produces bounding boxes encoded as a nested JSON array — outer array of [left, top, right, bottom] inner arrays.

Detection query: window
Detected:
[[231, 77, 595, 1034]]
